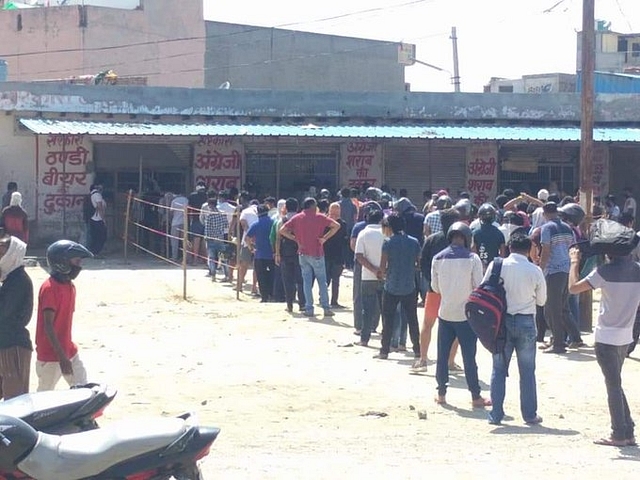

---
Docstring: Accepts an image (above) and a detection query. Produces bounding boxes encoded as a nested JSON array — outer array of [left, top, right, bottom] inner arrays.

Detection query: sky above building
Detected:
[[203, 0, 640, 93]]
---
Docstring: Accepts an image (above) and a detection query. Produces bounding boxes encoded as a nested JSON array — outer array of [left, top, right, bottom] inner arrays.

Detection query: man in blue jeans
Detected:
[[485, 234, 547, 425], [431, 222, 489, 407], [569, 230, 640, 446], [280, 197, 340, 317]]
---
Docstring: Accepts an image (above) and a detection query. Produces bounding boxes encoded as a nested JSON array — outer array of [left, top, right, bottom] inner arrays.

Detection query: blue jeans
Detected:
[[360, 280, 383, 344], [206, 239, 228, 278], [352, 262, 363, 331], [436, 319, 482, 399], [299, 254, 330, 313], [489, 314, 538, 423], [595, 342, 635, 440]]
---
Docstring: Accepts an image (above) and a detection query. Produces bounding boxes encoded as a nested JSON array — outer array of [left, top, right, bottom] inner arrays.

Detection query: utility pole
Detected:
[[580, 0, 595, 223], [450, 26, 461, 93], [579, 0, 595, 332]]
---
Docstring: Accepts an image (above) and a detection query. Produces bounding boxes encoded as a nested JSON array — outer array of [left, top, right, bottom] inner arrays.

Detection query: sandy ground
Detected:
[[18, 250, 640, 479]]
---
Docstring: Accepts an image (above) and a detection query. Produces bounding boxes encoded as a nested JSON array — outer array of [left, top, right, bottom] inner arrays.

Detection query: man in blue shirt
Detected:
[[246, 205, 275, 303], [539, 202, 583, 353], [377, 214, 421, 359]]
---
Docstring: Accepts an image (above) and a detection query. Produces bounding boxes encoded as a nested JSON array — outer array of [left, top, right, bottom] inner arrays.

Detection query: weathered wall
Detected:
[[4, 81, 640, 123], [0, 114, 37, 219], [0, 0, 205, 88], [204, 22, 407, 93]]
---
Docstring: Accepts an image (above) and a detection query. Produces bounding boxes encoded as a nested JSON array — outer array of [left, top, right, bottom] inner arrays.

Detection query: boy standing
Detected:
[[36, 240, 93, 391]]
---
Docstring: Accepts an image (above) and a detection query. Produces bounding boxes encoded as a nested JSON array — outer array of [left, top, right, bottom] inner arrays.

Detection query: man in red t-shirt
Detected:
[[35, 240, 93, 391], [280, 197, 340, 317]]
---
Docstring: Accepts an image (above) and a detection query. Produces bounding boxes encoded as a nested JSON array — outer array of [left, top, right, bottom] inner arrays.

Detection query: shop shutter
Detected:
[[384, 141, 466, 206]]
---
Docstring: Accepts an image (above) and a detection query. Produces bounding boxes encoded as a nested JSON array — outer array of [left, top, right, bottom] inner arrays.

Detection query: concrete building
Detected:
[[0, 0, 410, 92], [577, 23, 640, 74], [484, 73, 577, 94], [2, 82, 640, 245]]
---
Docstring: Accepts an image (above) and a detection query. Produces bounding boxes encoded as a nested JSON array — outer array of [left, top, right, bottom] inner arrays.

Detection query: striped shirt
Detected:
[[540, 219, 575, 275]]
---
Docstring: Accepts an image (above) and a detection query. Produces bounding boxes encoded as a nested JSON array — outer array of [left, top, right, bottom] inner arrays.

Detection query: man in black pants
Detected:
[[274, 198, 305, 313], [324, 202, 347, 308], [377, 214, 421, 360]]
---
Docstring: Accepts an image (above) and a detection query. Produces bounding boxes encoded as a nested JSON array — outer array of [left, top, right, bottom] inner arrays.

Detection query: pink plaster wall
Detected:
[[0, 0, 205, 88]]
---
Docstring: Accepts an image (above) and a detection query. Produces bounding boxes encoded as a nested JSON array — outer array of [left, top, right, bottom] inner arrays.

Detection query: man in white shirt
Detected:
[[169, 193, 188, 262], [623, 187, 637, 226], [485, 233, 547, 425], [431, 222, 488, 407], [354, 210, 385, 349], [530, 189, 549, 229], [87, 183, 107, 256], [238, 201, 259, 295]]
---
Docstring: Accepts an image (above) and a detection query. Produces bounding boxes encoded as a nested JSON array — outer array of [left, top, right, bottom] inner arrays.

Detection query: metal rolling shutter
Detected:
[[384, 141, 466, 206]]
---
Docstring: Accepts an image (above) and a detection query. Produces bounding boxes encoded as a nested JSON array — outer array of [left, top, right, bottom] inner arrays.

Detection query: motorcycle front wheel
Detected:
[[173, 463, 203, 480]]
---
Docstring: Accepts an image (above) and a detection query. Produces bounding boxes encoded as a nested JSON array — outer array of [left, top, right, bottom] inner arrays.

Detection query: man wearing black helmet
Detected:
[[471, 203, 505, 272], [35, 240, 93, 391], [431, 222, 489, 407]]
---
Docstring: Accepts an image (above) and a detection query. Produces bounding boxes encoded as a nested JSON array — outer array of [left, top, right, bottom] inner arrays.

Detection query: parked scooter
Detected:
[[0, 383, 116, 434], [0, 412, 218, 479]]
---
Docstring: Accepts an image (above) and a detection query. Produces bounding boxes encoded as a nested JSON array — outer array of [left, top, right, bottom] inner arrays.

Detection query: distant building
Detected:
[[577, 21, 640, 74], [0, 0, 411, 92], [483, 73, 576, 94]]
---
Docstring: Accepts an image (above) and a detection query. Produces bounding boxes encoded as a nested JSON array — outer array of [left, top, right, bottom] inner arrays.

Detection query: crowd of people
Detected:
[[179, 181, 639, 447]]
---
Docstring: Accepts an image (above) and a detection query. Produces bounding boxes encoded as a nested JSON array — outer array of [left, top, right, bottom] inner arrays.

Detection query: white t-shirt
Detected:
[[91, 191, 105, 222], [240, 205, 259, 247], [354, 224, 385, 281], [170, 195, 188, 227]]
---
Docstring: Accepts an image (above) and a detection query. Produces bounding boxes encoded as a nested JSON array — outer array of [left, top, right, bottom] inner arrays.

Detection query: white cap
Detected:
[[537, 189, 549, 201]]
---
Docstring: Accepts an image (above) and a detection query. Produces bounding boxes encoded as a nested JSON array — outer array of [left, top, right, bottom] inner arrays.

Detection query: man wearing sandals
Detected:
[[569, 240, 640, 446]]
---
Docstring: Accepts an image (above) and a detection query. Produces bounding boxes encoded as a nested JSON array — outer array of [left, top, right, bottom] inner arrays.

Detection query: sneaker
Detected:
[[285, 304, 293, 313], [323, 309, 335, 317], [542, 346, 567, 354], [412, 360, 428, 372], [373, 353, 388, 360], [353, 341, 368, 347], [304, 310, 315, 317], [331, 303, 346, 309], [567, 341, 587, 349], [525, 415, 543, 425], [397, 345, 407, 352]]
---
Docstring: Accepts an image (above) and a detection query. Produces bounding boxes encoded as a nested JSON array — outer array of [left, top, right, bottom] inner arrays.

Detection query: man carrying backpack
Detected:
[[431, 222, 489, 407], [486, 233, 546, 425]]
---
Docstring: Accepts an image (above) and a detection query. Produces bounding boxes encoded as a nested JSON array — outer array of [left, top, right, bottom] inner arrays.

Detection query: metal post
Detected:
[[451, 26, 461, 93], [580, 0, 595, 332], [235, 210, 241, 300], [182, 202, 189, 300], [124, 189, 133, 262]]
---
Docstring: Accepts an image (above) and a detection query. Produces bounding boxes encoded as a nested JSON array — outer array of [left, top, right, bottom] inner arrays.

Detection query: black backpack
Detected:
[[465, 257, 507, 355], [83, 192, 96, 223]]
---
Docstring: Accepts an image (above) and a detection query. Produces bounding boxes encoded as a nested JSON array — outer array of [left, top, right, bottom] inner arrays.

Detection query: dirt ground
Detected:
[[19, 250, 640, 479]]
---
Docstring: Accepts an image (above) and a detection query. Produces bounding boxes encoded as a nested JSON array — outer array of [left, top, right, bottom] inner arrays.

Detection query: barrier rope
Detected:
[[123, 191, 243, 300]]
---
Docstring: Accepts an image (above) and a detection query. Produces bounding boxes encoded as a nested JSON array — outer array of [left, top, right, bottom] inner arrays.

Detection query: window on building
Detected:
[[633, 43, 640, 58], [498, 85, 514, 93]]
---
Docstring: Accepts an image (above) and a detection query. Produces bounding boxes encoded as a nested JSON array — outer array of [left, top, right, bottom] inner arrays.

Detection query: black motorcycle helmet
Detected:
[[447, 221, 472, 248], [478, 203, 497, 223], [0, 415, 38, 472], [46, 240, 93, 280], [558, 203, 586, 226], [364, 187, 381, 202], [436, 195, 453, 210]]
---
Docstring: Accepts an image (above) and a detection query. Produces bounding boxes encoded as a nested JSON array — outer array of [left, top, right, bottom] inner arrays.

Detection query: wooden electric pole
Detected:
[[579, 0, 595, 332], [580, 0, 595, 222], [451, 26, 461, 92]]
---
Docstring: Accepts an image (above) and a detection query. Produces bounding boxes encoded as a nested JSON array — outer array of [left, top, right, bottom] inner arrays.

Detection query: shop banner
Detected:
[[193, 136, 243, 191], [592, 145, 609, 198], [38, 134, 92, 220], [466, 143, 499, 205], [340, 141, 382, 188]]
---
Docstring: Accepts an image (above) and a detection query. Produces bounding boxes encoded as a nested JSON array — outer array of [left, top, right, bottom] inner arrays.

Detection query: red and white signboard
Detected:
[[193, 136, 243, 191], [339, 141, 382, 188], [38, 134, 91, 220], [466, 143, 499, 205]]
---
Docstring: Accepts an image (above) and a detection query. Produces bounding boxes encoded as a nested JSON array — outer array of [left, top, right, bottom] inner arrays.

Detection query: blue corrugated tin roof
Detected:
[[18, 118, 640, 142]]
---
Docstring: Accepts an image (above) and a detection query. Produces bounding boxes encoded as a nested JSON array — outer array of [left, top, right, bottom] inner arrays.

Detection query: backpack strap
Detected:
[[488, 257, 503, 285]]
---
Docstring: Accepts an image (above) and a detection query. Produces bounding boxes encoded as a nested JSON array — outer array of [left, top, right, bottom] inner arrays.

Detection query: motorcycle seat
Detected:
[[0, 388, 95, 427], [19, 417, 189, 480]]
